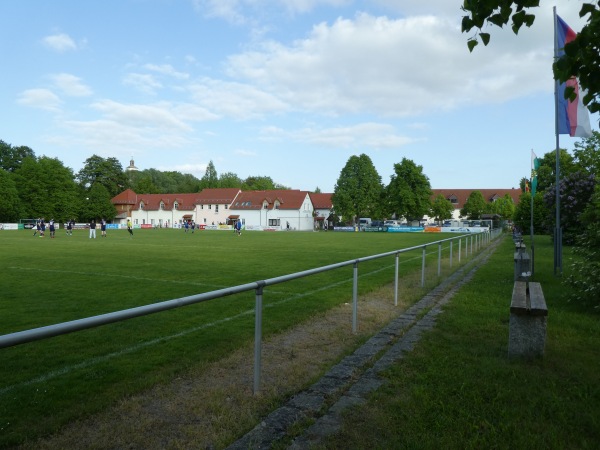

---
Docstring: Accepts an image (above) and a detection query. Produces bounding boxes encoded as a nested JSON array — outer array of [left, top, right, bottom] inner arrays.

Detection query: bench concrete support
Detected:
[[509, 281, 547, 358]]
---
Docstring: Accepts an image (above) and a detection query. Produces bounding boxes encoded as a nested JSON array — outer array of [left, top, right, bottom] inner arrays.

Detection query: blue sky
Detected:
[[1, 0, 597, 193]]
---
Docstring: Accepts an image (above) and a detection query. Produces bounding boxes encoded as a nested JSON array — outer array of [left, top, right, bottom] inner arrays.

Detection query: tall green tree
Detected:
[[243, 176, 277, 191], [77, 155, 128, 198], [492, 194, 517, 220], [430, 194, 454, 224], [462, 1, 600, 114], [14, 156, 80, 221], [513, 192, 547, 234], [573, 130, 600, 175], [219, 172, 243, 188], [0, 140, 35, 172], [0, 169, 20, 221], [460, 190, 487, 220], [386, 158, 432, 222], [82, 182, 117, 221], [200, 160, 218, 189], [536, 149, 576, 195], [333, 154, 383, 223]]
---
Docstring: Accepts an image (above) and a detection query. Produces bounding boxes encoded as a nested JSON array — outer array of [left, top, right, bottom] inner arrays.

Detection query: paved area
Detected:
[[227, 238, 500, 449]]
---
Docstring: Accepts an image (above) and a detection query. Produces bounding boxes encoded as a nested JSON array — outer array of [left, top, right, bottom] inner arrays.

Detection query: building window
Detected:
[[269, 219, 280, 226], [263, 201, 269, 209], [215, 205, 219, 213], [160, 202, 164, 210], [225, 204, 228, 209], [208, 204, 212, 209], [174, 202, 179, 210], [274, 201, 280, 209], [449, 196, 458, 204], [140, 201, 144, 210]]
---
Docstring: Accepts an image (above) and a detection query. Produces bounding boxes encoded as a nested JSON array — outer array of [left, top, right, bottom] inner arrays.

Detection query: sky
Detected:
[[1, 0, 597, 193]]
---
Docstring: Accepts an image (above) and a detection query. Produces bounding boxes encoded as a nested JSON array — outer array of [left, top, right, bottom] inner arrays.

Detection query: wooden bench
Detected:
[[509, 281, 548, 358]]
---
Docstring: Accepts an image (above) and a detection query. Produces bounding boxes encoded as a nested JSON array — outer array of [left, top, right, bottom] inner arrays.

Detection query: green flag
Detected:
[[531, 150, 541, 196]]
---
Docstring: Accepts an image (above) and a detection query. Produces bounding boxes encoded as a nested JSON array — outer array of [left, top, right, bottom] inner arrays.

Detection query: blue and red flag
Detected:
[[556, 15, 592, 138]]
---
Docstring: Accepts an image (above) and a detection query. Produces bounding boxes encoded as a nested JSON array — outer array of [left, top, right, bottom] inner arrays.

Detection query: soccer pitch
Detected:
[[0, 228, 462, 446]]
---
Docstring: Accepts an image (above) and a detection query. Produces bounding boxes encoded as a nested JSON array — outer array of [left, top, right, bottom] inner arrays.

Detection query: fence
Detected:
[[0, 229, 500, 393]]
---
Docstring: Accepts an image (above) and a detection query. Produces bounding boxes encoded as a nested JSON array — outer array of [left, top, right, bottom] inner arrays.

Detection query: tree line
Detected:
[[331, 154, 516, 225], [0, 140, 293, 223]]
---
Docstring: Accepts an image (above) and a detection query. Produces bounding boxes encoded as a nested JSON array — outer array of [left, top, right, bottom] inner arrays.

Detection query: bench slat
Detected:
[[528, 282, 548, 316], [510, 281, 528, 313]]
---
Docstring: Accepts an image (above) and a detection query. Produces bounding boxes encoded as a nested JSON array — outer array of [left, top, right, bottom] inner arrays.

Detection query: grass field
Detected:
[[0, 227, 477, 447], [324, 235, 600, 449]]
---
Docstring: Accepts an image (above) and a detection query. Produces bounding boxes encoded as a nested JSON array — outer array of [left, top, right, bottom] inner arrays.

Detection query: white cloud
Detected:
[[16, 89, 62, 111], [90, 100, 194, 131], [50, 73, 93, 97], [260, 121, 414, 148], [225, 12, 551, 117], [234, 148, 257, 156], [42, 33, 77, 52], [188, 78, 289, 119], [143, 64, 190, 79], [123, 73, 163, 95]]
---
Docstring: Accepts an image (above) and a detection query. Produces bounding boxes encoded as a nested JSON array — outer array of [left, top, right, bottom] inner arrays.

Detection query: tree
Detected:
[[0, 140, 35, 172], [513, 192, 547, 234], [0, 169, 20, 221], [386, 158, 432, 222], [243, 176, 277, 191], [566, 183, 600, 308], [332, 154, 383, 223], [13, 156, 81, 221], [200, 160, 218, 189], [536, 149, 576, 195], [573, 130, 600, 175], [462, 1, 600, 114], [219, 172, 243, 188], [77, 155, 128, 198], [430, 194, 454, 224], [131, 175, 159, 194], [460, 190, 487, 220], [492, 194, 517, 221], [543, 170, 596, 244], [82, 182, 117, 221]]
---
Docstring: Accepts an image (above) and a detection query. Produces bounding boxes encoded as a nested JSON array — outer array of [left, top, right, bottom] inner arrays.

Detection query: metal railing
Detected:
[[0, 229, 499, 393]]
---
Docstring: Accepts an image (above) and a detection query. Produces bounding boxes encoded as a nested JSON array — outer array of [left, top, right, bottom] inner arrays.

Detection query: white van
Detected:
[[358, 218, 372, 229]]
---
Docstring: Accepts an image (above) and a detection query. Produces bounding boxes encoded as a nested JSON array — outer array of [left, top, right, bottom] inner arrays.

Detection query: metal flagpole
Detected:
[[553, 6, 563, 275], [530, 159, 535, 277]]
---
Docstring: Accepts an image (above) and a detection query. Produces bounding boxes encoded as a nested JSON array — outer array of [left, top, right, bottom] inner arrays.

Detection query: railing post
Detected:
[[352, 261, 359, 334], [421, 246, 426, 287], [437, 243, 442, 277], [450, 240, 453, 268], [470, 235, 473, 256], [253, 282, 265, 395], [394, 253, 399, 307], [459, 238, 462, 263]]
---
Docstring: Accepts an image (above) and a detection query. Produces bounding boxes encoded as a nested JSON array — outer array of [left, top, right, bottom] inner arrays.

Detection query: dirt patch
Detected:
[[25, 284, 414, 450]]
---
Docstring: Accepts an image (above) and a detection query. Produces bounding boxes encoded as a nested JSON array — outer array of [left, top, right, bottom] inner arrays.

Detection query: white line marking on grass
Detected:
[[1, 250, 444, 395], [9, 266, 235, 290]]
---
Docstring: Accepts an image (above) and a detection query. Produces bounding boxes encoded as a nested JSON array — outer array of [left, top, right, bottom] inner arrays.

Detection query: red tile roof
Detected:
[[230, 190, 310, 210], [431, 189, 521, 209], [309, 192, 333, 209]]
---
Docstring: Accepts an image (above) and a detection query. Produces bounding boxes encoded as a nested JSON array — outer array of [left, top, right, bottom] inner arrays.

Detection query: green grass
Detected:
[[324, 235, 600, 449], [0, 228, 472, 448]]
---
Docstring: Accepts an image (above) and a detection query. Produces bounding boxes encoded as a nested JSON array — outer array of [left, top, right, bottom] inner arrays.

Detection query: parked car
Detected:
[[371, 220, 385, 227], [384, 220, 400, 226]]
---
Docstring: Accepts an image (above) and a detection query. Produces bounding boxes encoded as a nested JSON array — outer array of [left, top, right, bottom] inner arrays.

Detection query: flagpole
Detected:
[[553, 6, 563, 275], [530, 151, 535, 277]]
